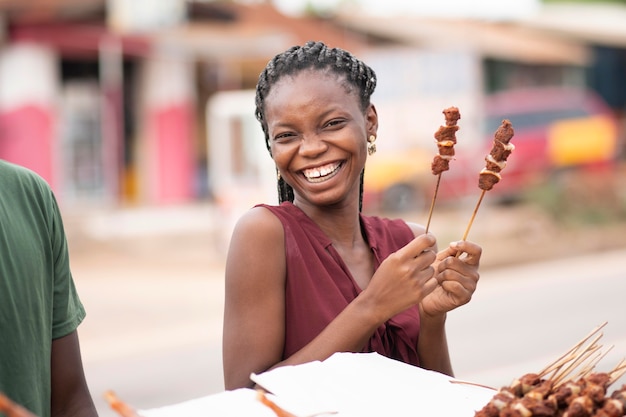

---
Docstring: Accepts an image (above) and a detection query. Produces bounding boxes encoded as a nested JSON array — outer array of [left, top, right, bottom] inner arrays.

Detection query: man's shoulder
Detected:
[[0, 160, 51, 192], [0, 160, 47, 183]]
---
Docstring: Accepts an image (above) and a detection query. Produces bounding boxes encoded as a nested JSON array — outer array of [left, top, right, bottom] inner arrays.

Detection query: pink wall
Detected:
[[0, 104, 55, 188], [148, 103, 194, 203]]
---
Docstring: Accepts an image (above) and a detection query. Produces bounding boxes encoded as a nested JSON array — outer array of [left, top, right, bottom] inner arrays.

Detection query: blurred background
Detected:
[[1, 0, 626, 415]]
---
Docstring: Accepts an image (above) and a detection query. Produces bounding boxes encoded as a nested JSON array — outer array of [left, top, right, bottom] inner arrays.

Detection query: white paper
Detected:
[[138, 352, 496, 417], [251, 352, 496, 417]]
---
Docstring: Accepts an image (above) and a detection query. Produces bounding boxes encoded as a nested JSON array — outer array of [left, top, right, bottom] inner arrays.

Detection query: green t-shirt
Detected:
[[0, 160, 86, 417]]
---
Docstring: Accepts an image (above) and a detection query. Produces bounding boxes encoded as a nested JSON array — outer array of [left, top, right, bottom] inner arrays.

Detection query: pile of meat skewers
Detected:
[[476, 373, 626, 417], [475, 323, 626, 417]]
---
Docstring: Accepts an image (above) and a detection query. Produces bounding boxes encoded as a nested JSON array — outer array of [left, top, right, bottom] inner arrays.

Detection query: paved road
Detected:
[[446, 248, 626, 387], [68, 216, 626, 416], [70, 227, 227, 417]]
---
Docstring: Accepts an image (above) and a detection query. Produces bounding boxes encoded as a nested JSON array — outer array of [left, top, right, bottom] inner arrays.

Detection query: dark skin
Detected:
[[222, 69, 481, 390], [0, 333, 97, 417], [50, 331, 98, 417]]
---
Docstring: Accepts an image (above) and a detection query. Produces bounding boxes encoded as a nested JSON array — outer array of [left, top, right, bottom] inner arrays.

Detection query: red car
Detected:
[[363, 87, 619, 212]]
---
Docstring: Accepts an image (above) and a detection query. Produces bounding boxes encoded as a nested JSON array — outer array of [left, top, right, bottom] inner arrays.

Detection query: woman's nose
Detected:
[[299, 134, 327, 156]]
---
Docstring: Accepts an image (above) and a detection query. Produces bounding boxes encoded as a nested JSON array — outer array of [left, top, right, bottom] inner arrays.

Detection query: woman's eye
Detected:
[[325, 119, 345, 128], [273, 132, 295, 142]]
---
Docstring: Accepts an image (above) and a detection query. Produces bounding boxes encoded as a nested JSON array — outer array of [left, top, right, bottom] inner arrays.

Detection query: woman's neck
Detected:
[[293, 200, 364, 248]]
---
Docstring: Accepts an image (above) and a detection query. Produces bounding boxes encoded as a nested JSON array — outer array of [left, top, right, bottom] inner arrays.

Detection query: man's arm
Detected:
[[50, 331, 98, 417]]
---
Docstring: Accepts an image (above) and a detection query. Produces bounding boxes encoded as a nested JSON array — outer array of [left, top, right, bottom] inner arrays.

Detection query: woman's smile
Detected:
[[301, 161, 344, 183]]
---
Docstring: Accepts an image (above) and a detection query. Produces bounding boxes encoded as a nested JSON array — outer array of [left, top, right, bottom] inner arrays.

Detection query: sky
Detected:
[[272, 0, 542, 19]]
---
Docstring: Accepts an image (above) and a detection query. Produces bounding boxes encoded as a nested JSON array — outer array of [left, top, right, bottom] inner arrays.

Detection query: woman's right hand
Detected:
[[360, 233, 439, 321]]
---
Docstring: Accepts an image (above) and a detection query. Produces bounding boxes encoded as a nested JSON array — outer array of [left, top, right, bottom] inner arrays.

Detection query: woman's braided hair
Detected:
[[254, 40, 377, 210]]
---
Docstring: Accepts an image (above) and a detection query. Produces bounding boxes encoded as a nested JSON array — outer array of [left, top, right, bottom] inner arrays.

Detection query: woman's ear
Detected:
[[366, 103, 379, 136]]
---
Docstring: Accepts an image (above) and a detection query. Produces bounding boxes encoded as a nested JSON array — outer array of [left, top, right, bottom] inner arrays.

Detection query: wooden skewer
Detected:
[[424, 173, 442, 234], [0, 393, 37, 417], [548, 332, 603, 384], [257, 390, 298, 417], [460, 189, 485, 241], [552, 343, 602, 387], [257, 390, 338, 417], [609, 358, 626, 385], [454, 189, 485, 258], [538, 321, 608, 377], [104, 391, 143, 417], [577, 345, 613, 377], [449, 379, 497, 391]]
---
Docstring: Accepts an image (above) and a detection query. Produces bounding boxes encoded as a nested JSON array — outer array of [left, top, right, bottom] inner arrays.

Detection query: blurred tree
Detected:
[[301, 0, 358, 17]]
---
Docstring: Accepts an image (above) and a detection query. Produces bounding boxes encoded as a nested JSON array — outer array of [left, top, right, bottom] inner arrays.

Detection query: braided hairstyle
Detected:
[[254, 40, 377, 211]]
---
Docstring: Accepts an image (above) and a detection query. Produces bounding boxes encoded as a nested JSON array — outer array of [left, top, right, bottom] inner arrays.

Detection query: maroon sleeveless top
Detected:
[[258, 202, 421, 366]]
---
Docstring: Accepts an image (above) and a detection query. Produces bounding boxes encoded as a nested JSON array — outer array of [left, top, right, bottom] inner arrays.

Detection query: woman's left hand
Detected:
[[420, 240, 481, 318]]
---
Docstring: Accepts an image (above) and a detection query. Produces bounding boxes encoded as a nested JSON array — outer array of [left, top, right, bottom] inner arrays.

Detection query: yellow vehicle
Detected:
[[363, 148, 438, 212]]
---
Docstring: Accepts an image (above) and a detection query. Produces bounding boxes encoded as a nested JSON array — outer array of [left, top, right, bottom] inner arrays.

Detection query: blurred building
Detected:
[[336, 3, 626, 156], [0, 0, 368, 208], [0, 0, 624, 210]]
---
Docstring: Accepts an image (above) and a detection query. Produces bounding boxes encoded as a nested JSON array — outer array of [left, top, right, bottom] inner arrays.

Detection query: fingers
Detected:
[[434, 240, 481, 302], [399, 233, 437, 260], [422, 274, 441, 295], [367, 248, 438, 320], [387, 245, 436, 288], [437, 240, 482, 266], [437, 266, 478, 296], [436, 250, 480, 286]]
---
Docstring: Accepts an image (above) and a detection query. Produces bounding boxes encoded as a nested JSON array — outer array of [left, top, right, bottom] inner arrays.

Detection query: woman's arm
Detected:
[[408, 218, 481, 376], [417, 309, 453, 376], [222, 207, 288, 390], [405, 222, 453, 375]]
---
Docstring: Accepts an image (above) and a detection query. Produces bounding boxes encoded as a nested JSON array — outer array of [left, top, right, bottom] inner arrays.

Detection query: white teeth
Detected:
[[303, 163, 341, 183]]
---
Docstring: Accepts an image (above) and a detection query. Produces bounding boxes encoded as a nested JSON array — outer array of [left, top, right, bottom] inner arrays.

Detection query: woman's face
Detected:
[[264, 69, 378, 209]]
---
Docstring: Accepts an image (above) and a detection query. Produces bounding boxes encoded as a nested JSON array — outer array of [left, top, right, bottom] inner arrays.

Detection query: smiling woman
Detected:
[[221, 41, 484, 391]]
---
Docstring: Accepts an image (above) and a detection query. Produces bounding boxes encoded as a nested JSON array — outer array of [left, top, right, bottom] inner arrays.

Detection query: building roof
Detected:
[[520, 3, 626, 48], [6, 1, 619, 68], [152, 1, 370, 60], [334, 13, 590, 65], [2, 1, 372, 63], [0, 0, 104, 23]]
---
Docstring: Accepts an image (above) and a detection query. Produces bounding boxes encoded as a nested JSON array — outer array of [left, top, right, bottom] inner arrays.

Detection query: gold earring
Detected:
[[276, 170, 281, 181], [367, 135, 377, 156]]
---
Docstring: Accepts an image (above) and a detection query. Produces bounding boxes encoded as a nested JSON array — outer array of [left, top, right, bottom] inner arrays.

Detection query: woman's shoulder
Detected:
[[233, 205, 284, 237], [226, 205, 286, 267]]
